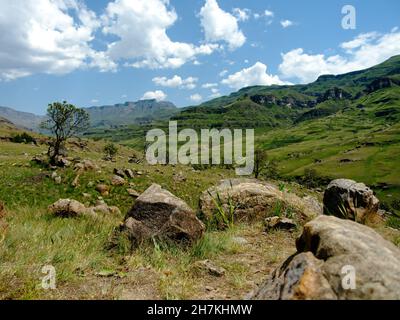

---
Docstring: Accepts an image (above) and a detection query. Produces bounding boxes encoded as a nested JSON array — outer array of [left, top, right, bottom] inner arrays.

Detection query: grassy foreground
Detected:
[[0, 138, 399, 300]]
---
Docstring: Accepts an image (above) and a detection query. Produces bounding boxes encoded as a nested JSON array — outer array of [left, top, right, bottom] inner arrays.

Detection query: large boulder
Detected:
[[250, 216, 400, 300], [123, 184, 205, 246], [74, 159, 98, 172], [323, 179, 380, 223], [200, 179, 320, 227]]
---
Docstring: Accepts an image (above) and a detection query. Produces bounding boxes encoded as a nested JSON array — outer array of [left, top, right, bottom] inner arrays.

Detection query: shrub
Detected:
[[11, 132, 36, 144], [104, 143, 118, 160]]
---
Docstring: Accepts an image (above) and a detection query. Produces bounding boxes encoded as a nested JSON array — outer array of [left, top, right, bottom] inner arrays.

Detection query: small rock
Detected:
[[265, 216, 296, 231], [194, 260, 226, 277], [72, 174, 80, 187], [54, 176, 62, 185], [113, 168, 125, 178], [96, 184, 110, 196], [82, 193, 92, 199], [127, 188, 140, 198], [124, 169, 135, 179], [111, 175, 126, 186]]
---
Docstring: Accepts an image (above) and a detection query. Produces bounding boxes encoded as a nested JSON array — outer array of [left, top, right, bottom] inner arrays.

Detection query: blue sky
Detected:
[[0, 0, 399, 114]]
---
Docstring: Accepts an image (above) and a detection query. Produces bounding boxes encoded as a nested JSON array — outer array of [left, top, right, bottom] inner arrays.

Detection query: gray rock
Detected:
[[111, 175, 126, 186], [48, 199, 88, 217], [194, 260, 226, 277], [113, 168, 125, 178], [123, 184, 204, 247], [124, 169, 135, 179], [200, 179, 319, 228], [250, 216, 400, 300], [127, 188, 140, 198], [265, 216, 296, 231], [323, 179, 380, 223]]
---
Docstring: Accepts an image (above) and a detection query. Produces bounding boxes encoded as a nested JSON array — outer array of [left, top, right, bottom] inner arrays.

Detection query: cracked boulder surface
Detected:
[[250, 215, 400, 300], [123, 184, 205, 247]]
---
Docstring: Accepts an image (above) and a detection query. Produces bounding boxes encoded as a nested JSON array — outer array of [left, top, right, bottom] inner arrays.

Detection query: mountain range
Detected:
[[0, 99, 178, 131]]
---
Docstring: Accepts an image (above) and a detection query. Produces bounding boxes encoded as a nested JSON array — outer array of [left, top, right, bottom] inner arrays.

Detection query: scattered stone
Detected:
[[31, 155, 46, 165], [323, 179, 380, 223], [55, 156, 71, 168], [74, 159, 98, 172], [54, 176, 62, 185], [72, 174, 80, 188], [127, 188, 140, 198], [48, 199, 88, 217], [265, 216, 296, 231], [250, 216, 400, 300], [82, 193, 92, 199], [96, 184, 110, 196], [111, 175, 126, 186], [124, 169, 135, 179], [194, 260, 226, 277], [113, 168, 125, 178], [49, 199, 120, 217], [92, 202, 121, 215], [173, 172, 186, 183], [136, 171, 143, 176], [122, 184, 205, 247], [200, 179, 319, 227]]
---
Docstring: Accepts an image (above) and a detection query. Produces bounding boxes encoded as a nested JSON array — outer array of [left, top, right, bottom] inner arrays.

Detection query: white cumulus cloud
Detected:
[[279, 29, 400, 83], [141, 90, 167, 101], [280, 20, 293, 28], [102, 0, 217, 69], [190, 93, 203, 103], [202, 83, 218, 88], [221, 62, 288, 90], [232, 8, 251, 22], [153, 75, 198, 89], [200, 0, 246, 50], [0, 0, 115, 81]]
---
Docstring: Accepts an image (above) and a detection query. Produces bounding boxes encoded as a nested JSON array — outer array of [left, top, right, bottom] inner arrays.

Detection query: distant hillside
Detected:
[[172, 55, 400, 129], [86, 99, 178, 128], [0, 106, 44, 131]]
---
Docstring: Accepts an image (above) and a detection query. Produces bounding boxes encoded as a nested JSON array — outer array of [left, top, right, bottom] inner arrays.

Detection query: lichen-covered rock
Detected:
[[250, 216, 400, 300], [323, 179, 380, 223], [200, 179, 320, 226], [123, 184, 204, 247]]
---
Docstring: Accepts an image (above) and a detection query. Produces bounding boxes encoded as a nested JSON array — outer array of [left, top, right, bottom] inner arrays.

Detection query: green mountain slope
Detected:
[[85, 55, 400, 212]]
